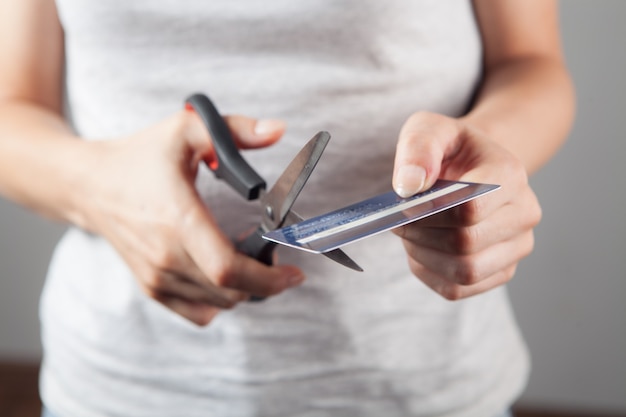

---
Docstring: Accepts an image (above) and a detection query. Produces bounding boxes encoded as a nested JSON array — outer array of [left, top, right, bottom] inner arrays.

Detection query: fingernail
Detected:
[[254, 119, 284, 138], [287, 273, 305, 287], [394, 165, 427, 198]]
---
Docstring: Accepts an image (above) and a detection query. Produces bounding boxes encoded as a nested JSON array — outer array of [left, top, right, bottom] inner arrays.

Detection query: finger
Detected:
[[154, 294, 222, 326], [409, 261, 518, 301], [392, 191, 504, 236], [417, 186, 511, 228], [401, 230, 534, 286], [223, 114, 286, 149], [152, 241, 251, 306], [157, 271, 247, 309], [180, 200, 305, 298], [180, 108, 285, 149], [133, 264, 244, 310], [111, 211, 249, 309], [228, 255, 305, 298], [177, 109, 286, 171], [135, 274, 227, 322], [394, 187, 541, 253], [393, 112, 462, 197]]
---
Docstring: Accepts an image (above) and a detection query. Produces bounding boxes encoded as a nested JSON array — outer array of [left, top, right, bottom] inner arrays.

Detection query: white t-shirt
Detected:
[[41, 1, 529, 416]]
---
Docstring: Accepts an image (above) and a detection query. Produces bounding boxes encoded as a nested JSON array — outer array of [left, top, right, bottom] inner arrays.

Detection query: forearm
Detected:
[[462, 55, 575, 174], [0, 100, 90, 225]]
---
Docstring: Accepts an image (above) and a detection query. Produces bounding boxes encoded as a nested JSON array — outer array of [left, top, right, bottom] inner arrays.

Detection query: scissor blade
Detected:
[[261, 131, 330, 230], [322, 248, 364, 272], [284, 210, 363, 272]]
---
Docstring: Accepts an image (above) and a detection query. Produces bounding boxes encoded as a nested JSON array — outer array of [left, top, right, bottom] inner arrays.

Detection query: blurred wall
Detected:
[[508, 0, 626, 413], [0, 202, 63, 360], [0, 0, 625, 413]]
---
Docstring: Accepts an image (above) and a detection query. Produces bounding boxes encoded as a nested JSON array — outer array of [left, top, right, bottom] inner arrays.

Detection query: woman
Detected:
[[0, 1, 574, 416]]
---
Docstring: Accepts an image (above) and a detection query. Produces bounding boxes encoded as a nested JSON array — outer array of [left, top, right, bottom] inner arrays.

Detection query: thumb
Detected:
[[392, 112, 460, 198]]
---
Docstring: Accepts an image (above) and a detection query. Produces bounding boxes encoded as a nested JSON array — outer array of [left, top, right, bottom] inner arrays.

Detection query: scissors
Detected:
[[185, 94, 362, 299]]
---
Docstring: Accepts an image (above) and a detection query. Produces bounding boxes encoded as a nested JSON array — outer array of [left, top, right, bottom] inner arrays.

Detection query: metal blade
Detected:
[[322, 248, 364, 272], [260, 131, 330, 230], [283, 210, 363, 272]]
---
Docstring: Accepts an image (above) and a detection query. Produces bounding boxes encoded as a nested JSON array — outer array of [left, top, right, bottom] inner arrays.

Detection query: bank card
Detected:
[[262, 180, 499, 253]]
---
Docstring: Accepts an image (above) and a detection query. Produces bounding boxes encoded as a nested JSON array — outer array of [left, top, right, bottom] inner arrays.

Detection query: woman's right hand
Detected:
[[72, 110, 305, 325], [1, 0, 307, 326]]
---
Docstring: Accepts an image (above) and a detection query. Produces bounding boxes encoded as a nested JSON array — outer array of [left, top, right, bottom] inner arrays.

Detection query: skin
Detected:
[[392, 0, 575, 299], [0, 0, 574, 323]]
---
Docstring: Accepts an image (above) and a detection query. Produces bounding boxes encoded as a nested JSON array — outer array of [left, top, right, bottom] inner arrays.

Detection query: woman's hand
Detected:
[[73, 110, 305, 325], [392, 112, 542, 300]]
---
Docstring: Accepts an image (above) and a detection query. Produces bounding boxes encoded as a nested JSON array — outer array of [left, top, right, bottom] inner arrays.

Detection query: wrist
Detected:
[[59, 139, 113, 231]]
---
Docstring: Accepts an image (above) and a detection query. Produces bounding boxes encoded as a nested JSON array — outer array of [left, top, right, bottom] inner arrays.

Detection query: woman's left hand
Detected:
[[391, 111, 542, 300]]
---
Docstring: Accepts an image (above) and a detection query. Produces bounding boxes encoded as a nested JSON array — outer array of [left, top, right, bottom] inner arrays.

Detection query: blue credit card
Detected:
[[262, 180, 500, 253]]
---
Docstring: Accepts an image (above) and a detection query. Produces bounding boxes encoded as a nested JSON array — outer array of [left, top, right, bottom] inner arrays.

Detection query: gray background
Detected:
[[0, 1, 624, 413]]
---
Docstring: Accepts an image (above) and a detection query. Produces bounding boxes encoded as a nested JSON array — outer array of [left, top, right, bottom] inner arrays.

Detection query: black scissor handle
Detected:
[[236, 227, 276, 267], [185, 93, 266, 200], [236, 228, 277, 302], [186, 93, 272, 302]]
